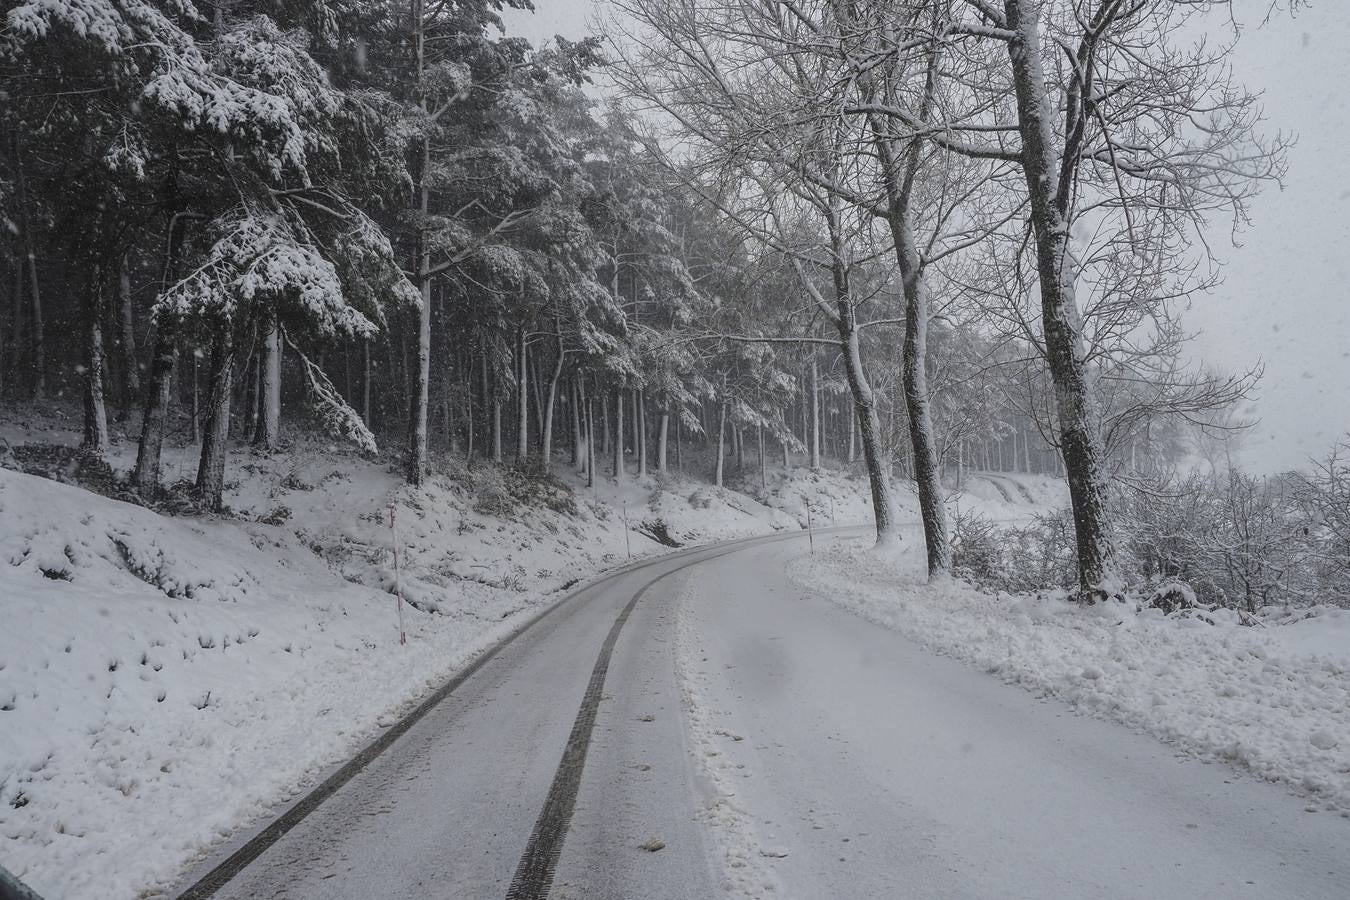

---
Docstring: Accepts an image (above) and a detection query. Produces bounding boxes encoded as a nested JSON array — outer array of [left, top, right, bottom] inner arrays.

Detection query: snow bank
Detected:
[[0, 468, 544, 899], [0, 404, 1061, 897], [791, 541, 1350, 815]]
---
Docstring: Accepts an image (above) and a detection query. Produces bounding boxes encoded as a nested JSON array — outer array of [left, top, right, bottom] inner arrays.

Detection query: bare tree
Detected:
[[927, 0, 1288, 597]]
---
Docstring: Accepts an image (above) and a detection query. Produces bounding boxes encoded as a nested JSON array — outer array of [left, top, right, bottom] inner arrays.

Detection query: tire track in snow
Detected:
[[505, 536, 819, 899]]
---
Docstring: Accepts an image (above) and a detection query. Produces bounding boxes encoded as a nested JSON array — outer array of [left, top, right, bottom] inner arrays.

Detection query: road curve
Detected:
[[170, 527, 1350, 900], [168, 528, 830, 900]]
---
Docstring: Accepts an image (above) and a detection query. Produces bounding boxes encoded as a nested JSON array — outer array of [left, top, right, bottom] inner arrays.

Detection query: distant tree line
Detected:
[[0, 0, 1292, 601]]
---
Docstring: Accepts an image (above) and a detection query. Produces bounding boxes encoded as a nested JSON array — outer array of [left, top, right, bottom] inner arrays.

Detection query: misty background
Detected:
[[506, 0, 1350, 474]]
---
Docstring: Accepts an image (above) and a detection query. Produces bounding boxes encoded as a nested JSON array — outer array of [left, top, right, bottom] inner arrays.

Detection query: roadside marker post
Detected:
[[622, 499, 632, 559], [388, 504, 408, 646], [805, 498, 814, 555]]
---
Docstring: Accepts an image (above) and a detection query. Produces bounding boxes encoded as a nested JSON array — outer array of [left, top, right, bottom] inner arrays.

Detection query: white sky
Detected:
[[504, 0, 1350, 473]]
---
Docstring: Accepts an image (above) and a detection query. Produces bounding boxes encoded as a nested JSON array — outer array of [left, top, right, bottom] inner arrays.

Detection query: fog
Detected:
[[507, 0, 1350, 474]]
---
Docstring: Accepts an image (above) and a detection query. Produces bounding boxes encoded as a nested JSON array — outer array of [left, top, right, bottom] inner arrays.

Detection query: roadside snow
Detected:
[[0, 405, 1058, 898], [791, 540, 1350, 815], [0, 458, 798, 899]]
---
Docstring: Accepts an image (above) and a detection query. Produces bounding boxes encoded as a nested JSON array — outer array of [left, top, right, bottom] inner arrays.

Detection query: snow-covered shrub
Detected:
[[949, 511, 1006, 588], [1293, 438, 1350, 603], [951, 508, 1076, 594], [1115, 470, 1326, 612], [467, 464, 577, 519]]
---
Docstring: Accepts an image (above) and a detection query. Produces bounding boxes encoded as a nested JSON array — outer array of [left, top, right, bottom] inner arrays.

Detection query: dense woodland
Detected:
[[1, 0, 1345, 605]]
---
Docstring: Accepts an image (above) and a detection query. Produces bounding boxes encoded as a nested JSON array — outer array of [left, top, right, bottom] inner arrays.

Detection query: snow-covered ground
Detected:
[[790, 539, 1350, 817], [0, 406, 1054, 899]]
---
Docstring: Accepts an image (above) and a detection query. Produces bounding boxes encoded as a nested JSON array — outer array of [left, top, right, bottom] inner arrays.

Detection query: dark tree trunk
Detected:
[[195, 331, 235, 511], [860, 44, 949, 570], [714, 401, 726, 488], [585, 391, 596, 489], [637, 389, 648, 477], [133, 213, 190, 497], [81, 272, 110, 452], [612, 388, 624, 480], [115, 252, 139, 415], [572, 378, 584, 469], [1006, 0, 1117, 596], [517, 328, 529, 463], [13, 137, 44, 399]]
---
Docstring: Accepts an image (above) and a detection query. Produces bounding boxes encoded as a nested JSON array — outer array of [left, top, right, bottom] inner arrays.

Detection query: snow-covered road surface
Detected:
[[175, 530, 1349, 899]]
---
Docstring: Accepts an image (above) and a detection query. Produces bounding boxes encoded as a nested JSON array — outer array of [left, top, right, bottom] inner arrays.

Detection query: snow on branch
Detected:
[[284, 333, 378, 455]]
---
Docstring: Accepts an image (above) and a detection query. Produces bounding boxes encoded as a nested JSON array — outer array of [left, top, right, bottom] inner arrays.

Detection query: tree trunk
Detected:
[[189, 348, 200, 444], [406, 0, 432, 486], [834, 297, 899, 546], [115, 252, 139, 415], [585, 393, 596, 489], [13, 137, 44, 399], [81, 273, 110, 453], [758, 424, 766, 489], [195, 331, 234, 511], [899, 270, 949, 573], [133, 212, 190, 497], [809, 356, 821, 469], [1006, 0, 1117, 595], [714, 401, 727, 488], [637, 389, 648, 477], [657, 410, 669, 474], [516, 329, 529, 463], [572, 379, 584, 468], [256, 311, 281, 449], [541, 337, 564, 472], [860, 44, 949, 570], [613, 388, 625, 480], [492, 395, 502, 463]]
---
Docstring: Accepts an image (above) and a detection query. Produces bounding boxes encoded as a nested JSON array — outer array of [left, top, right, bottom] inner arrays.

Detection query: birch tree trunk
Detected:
[[1006, 0, 1118, 596]]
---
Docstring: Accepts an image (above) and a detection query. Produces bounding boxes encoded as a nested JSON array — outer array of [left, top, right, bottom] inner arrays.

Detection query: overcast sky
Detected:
[[503, 0, 1350, 473]]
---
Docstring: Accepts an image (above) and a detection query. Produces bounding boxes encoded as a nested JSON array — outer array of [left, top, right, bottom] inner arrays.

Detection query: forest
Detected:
[[0, 0, 1346, 610]]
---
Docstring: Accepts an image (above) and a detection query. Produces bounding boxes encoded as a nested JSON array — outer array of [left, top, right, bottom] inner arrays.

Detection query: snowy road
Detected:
[[175, 529, 1350, 900]]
